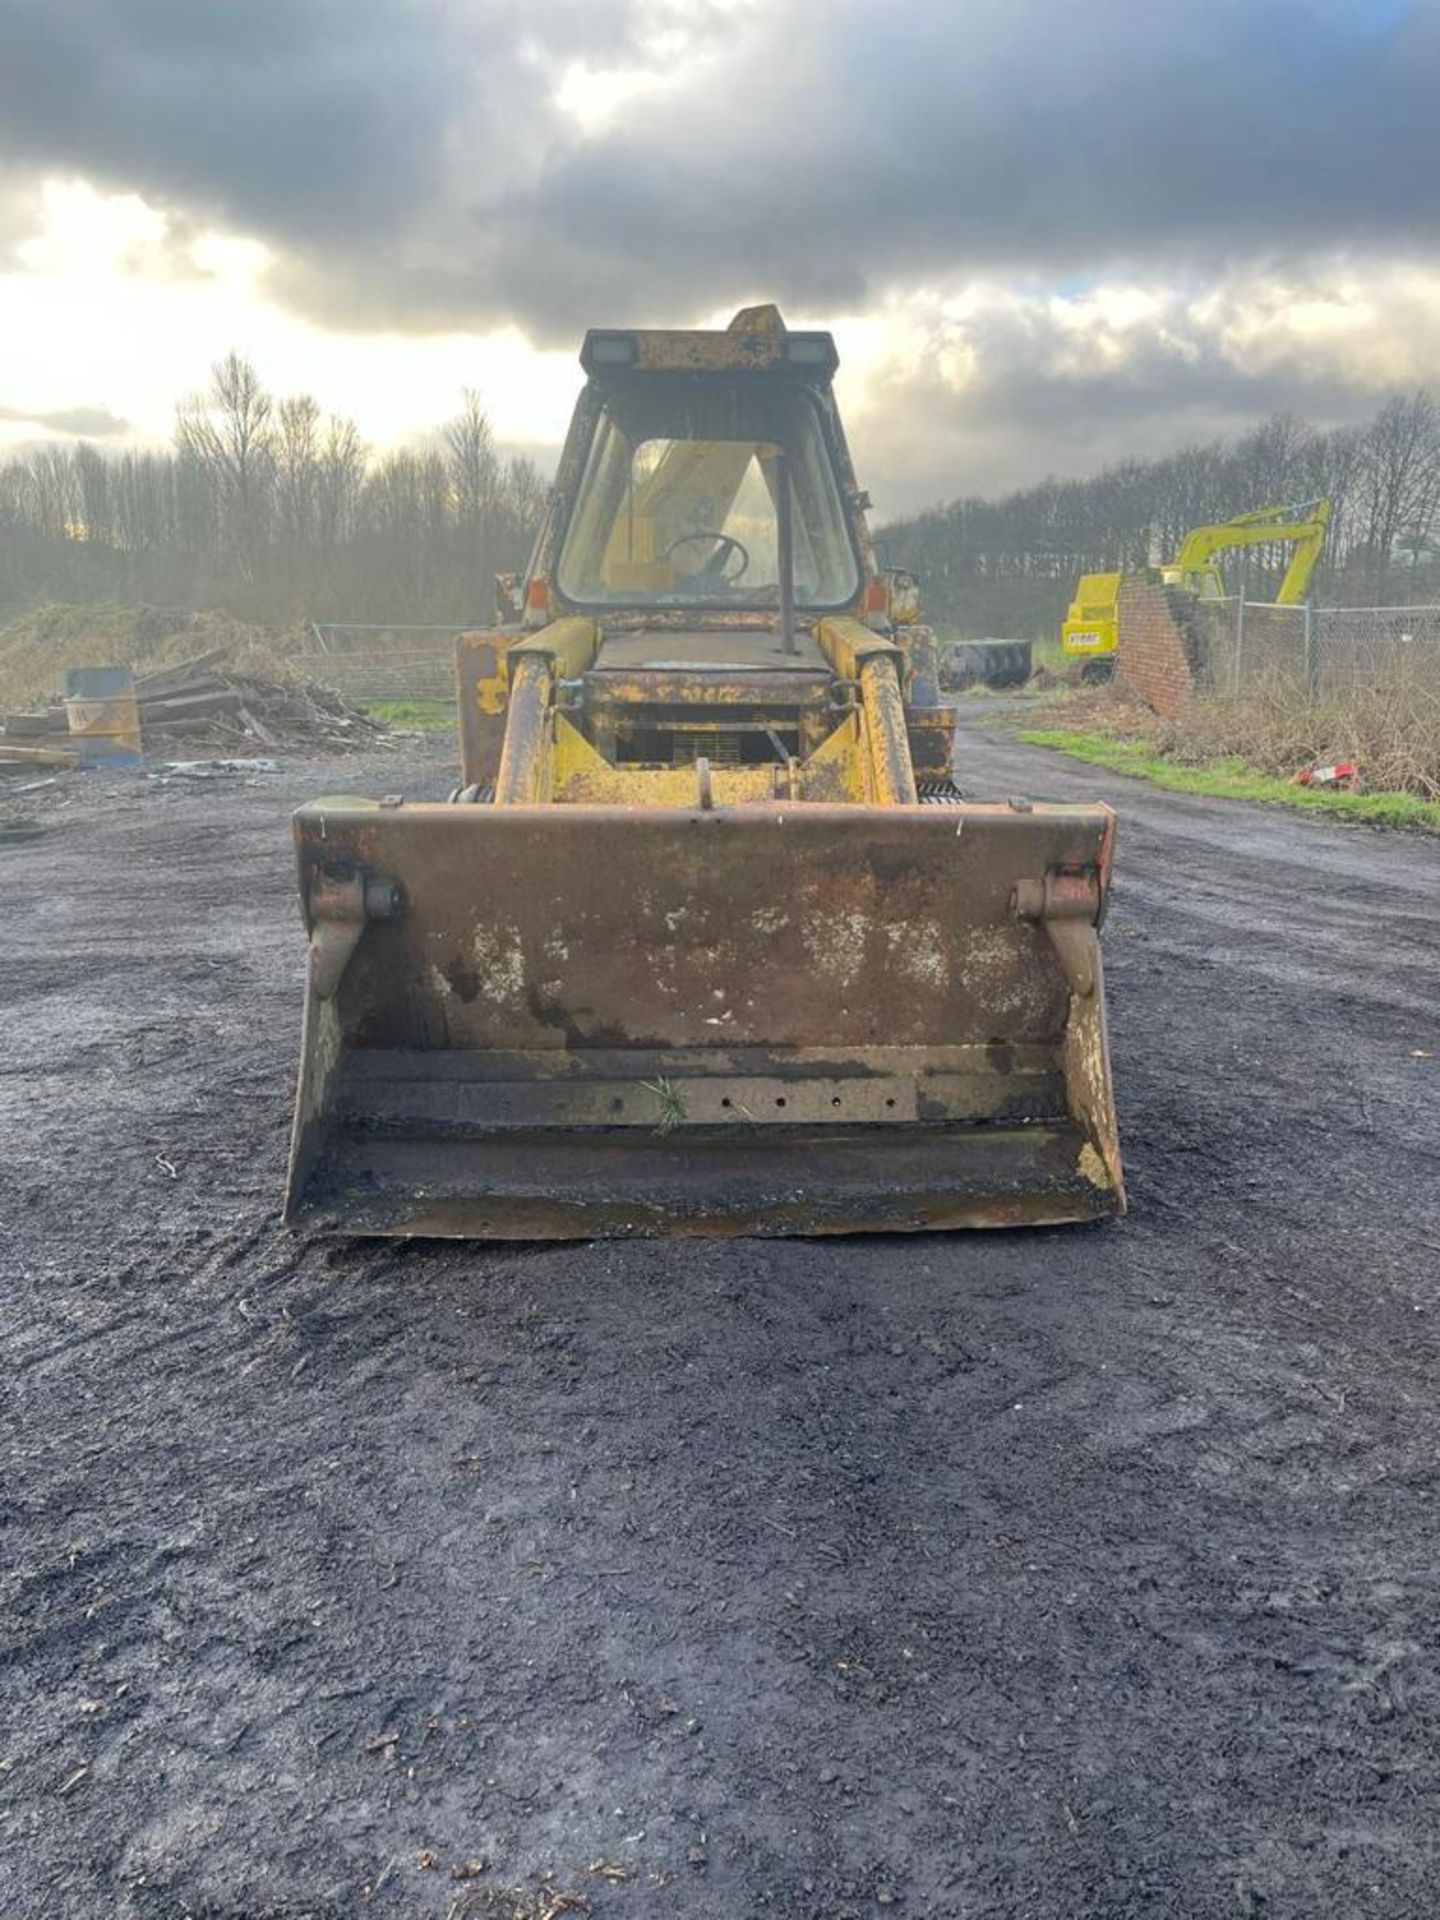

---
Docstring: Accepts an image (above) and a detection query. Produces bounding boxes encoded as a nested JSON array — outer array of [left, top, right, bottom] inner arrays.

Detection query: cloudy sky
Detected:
[[1, 0, 1438, 512]]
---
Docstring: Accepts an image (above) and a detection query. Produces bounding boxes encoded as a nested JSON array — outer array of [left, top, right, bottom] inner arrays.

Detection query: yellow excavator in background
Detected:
[[1160, 497, 1331, 600], [1061, 497, 1330, 676]]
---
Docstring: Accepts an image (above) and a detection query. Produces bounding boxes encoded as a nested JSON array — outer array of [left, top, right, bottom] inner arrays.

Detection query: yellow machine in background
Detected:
[[1160, 498, 1331, 600], [1061, 498, 1331, 674], [1059, 574, 1122, 663]]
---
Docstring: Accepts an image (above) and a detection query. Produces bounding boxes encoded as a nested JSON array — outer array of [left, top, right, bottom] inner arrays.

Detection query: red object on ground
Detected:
[[1292, 760, 1362, 790]]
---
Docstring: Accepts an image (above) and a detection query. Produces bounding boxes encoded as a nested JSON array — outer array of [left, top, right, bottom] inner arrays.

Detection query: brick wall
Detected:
[[1114, 575, 1201, 717]]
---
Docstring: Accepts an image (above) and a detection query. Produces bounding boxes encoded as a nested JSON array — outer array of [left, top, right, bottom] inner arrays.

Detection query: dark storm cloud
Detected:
[[845, 281, 1415, 508], [0, 0, 1436, 338], [0, 0, 473, 244], [854, 362, 1368, 512], [5, 0, 1440, 507], [502, 0, 1440, 334], [917, 297, 1371, 436]]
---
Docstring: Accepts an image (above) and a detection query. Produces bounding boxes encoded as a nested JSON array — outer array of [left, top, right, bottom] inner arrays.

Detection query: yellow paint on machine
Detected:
[[285, 302, 1127, 1240]]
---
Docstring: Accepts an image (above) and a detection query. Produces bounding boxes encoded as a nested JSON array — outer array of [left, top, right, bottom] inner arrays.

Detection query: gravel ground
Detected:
[[2, 718, 1438, 1920]]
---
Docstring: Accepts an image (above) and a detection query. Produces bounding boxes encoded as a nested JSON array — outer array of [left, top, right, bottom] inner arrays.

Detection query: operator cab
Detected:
[[553, 372, 863, 616], [530, 310, 874, 773], [455, 306, 952, 797]]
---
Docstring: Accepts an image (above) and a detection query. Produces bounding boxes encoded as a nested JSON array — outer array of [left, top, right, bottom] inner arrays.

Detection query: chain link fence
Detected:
[[298, 623, 475, 705], [1188, 597, 1440, 696], [1311, 604, 1440, 689], [301, 602, 1440, 714]]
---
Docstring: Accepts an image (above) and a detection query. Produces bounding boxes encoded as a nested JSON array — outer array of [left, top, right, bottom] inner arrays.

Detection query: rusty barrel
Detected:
[[64, 666, 142, 767]]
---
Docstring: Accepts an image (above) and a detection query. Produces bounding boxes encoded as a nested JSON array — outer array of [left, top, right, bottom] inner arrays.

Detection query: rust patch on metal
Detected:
[[285, 803, 1125, 1236]]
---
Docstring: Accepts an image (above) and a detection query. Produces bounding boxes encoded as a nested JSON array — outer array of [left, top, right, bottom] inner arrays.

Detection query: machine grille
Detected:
[[671, 730, 743, 766]]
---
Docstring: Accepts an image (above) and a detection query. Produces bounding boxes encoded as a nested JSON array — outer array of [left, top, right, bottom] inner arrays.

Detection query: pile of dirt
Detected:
[[1018, 683, 1162, 737], [0, 603, 311, 708], [0, 604, 388, 761]]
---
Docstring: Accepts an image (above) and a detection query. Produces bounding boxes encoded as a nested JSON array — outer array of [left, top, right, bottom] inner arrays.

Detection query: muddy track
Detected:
[[2, 721, 1438, 1919]]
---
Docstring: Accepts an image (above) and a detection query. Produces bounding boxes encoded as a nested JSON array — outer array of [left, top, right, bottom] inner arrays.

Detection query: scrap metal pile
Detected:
[[0, 648, 384, 773]]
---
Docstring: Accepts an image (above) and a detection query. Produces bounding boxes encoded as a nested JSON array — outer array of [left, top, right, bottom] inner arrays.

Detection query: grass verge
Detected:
[[1028, 638, 1069, 677], [360, 698, 455, 731], [1015, 728, 1440, 833]]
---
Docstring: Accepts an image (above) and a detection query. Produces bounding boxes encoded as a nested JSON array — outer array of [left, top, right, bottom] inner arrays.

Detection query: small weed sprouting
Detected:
[[641, 1076, 688, 1135]]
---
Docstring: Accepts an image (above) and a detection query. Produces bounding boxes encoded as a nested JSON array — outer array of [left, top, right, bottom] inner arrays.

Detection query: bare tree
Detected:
[[445, 389, 499, 526], [175, 351, 277, 577], [1354, 392, 1440, 588], [878, 395, 1440, 632], [73, 443, 113, 548], [316, 415, 367, 561], [275, 395, 321, 551]]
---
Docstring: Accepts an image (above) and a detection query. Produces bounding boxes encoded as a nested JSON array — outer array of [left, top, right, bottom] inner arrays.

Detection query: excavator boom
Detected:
[[1165, 497, 1330, 602]]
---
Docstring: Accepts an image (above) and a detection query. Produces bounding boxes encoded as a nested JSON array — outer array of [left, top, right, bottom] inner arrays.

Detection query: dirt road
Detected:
[[3, 722, 1438, 1919]]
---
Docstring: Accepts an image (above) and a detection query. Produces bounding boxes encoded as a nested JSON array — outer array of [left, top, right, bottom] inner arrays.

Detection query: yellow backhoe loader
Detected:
[[285, 307, 1124, 1238], [1061, 498, 1330, 675]]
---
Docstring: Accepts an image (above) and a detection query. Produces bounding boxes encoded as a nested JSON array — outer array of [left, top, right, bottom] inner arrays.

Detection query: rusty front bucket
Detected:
[[284, 801, 1125, 1238]]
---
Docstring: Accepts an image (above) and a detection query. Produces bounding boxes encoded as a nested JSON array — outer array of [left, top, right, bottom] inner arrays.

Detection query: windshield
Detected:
[[556, 379, 861, 610]]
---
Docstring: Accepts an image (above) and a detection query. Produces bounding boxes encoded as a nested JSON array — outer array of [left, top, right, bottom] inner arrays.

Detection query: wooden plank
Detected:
[[0, 744, 78, 767], [133, 648, 231, 696], [2, 709, 66, 737], [138, 690, 244, 721]]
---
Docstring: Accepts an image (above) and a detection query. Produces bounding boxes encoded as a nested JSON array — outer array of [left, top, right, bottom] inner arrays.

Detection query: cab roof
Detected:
[[580, 304, 838, 379]]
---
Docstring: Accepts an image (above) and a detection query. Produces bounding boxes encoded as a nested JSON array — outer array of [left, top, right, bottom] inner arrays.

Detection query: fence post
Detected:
[[1233, 591, 1245, 695], [1303, 601, 1317, 697]]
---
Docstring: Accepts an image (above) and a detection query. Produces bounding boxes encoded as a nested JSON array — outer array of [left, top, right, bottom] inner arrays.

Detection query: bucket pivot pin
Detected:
[[307, 868, 403, 999], [1013, 870, 1102, 999]]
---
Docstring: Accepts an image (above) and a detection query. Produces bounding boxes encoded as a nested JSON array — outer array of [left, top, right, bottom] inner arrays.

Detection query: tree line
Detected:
[[6, 354, 1440, 642], [876, 394, 1440, 637], [0, 352, 547, 627]]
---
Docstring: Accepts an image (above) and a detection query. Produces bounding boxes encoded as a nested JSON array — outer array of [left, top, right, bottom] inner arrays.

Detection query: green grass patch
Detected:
[[1015, 728, 1440, 833], [1029, 638, 1068, 676], [361, 698, 455, 731]]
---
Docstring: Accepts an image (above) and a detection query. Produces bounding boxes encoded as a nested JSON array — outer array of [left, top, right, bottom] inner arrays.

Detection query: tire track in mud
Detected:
[[3, 733, 1440, 1918]]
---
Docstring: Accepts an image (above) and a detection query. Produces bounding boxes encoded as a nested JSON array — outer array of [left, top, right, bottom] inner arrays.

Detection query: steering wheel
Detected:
[[662, 530, 750, 584]]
